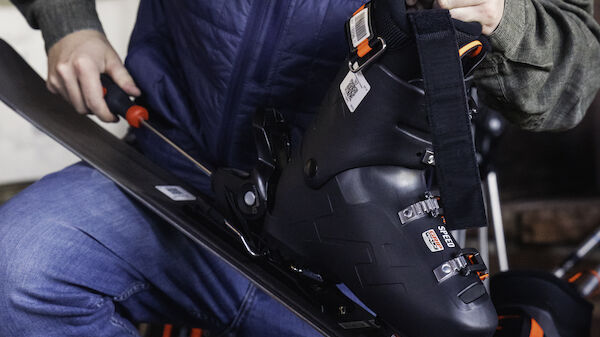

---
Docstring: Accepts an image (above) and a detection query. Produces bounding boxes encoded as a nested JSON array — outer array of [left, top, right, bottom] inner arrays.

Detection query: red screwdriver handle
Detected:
[[100, 74, 148, 128]]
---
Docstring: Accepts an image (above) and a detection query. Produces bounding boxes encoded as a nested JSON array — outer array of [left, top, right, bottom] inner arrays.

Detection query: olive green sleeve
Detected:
[[10, 0, 103, 50], [474, 0, 600, 131]]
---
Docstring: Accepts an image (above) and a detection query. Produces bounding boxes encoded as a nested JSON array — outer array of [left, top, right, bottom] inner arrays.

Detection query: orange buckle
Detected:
[[348, 37, 386, 73], [347, 2, 387, 72], [357, 39, 373, 58]]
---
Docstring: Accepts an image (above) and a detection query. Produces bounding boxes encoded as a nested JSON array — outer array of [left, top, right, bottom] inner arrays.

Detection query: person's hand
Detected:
[[435, 0, 504, 35], [46, 29, 141, 122]]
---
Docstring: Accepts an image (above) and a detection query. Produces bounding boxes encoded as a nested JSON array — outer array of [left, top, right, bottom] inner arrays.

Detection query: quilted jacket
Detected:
[[126, 0, 364, 189]]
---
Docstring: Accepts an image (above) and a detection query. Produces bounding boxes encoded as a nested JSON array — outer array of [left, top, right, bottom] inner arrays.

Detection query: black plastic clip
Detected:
[[433, 248, 489, 283], [457, 248, 488, 279], [348, 37, 387, 73]]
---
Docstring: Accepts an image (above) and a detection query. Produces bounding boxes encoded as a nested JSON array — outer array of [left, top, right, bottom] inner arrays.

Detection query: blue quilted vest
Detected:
[[125, 0, 364, 194]]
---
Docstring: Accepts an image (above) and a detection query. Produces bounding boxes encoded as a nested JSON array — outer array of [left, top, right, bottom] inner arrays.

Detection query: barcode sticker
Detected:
[[155, 185, 197, 201], [340, 70, 371, 112], [349, 8, 370, 48]]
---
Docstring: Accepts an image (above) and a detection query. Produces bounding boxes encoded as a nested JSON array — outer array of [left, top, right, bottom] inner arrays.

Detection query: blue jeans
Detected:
[[0, 163, 321, 336]]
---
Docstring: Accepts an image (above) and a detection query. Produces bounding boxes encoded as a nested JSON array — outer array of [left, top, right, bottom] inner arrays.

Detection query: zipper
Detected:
[[217, 0, 273, 166]]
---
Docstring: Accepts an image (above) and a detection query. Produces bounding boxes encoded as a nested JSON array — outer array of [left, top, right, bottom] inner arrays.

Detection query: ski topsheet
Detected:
[[0, 39, 392, 337]]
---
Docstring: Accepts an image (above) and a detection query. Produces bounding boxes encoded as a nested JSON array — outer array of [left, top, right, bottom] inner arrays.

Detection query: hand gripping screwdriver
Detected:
[[100, 74, 211, 177]]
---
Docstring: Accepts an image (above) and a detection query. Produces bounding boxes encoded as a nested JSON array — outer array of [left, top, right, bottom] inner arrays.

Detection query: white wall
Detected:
[[0, 0, 140, 184]]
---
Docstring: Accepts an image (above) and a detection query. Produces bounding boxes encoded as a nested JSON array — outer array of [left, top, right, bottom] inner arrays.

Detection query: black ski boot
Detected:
[[262, 0, 498, 336]]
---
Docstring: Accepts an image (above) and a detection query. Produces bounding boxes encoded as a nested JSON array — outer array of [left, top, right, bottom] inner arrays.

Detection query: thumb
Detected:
[[104, 51, 141, 97]]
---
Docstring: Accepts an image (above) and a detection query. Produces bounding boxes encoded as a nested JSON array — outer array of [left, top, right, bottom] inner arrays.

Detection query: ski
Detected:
[[0, 39, 392, 337]]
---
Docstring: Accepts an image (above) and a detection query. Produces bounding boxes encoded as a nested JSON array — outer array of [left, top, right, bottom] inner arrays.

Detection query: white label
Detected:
[[422, 229, 445, 252], [340, 70, 371, 112], [155, 185, 197, 201], [349, 8, 370, 48]]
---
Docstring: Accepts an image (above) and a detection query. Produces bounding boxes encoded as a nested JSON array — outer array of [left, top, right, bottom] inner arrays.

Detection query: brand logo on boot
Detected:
[[437, 225, 456, 248], [422, 229, 444, 252]]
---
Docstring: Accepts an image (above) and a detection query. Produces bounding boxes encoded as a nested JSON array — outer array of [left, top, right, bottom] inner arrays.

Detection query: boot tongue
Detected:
[[372, 0, 413, 50], [371, 0, 420, 80], [385, 0, 410, 32]]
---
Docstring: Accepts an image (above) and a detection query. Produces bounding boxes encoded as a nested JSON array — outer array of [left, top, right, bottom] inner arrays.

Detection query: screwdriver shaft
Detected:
[[140, 120, 212, 177]]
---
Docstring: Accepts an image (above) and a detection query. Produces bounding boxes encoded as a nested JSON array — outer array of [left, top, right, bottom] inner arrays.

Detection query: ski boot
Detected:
[[260, 0, 498, 335]]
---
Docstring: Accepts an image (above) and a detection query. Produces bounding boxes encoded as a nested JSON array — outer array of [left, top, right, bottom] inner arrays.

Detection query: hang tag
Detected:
[[340, 70, 371, 112], [155, 185, 197, 201], [349, 8, 371, 48]]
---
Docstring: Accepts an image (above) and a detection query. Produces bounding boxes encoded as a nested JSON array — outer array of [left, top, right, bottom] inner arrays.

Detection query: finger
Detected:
[[448, 6, 482, 24], [56, 64, 88, 114], [74, 58, 117, 122], [46, 74, 61, 95], [105, 53, 141, 97], [437, 0, 484, 9], [48, 73, 71, 106]]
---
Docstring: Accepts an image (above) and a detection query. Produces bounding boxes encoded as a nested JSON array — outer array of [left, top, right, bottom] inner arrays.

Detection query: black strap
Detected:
[[408, 10, 487, 230]]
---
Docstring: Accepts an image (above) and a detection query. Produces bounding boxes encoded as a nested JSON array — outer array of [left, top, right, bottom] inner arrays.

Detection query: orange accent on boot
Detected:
[[530, 318, 544, 337], [190, 328, 203, 337], [569, 272, 583, 283], [459, 40, 483, 58], [357, 40, 372, 58], [353, 4, 366, 16], [162, 324, 173, 337]]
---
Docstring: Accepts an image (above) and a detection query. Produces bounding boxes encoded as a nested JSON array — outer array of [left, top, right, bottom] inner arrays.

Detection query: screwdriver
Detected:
[[100, 74, 212, 177]]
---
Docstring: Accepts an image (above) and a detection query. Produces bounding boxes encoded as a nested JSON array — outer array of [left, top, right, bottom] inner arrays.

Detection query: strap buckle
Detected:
[[398, 192, 440, 225], [433, 248, 489, 283], [348, 37, 387, 73], [346, 3, 387, 73]]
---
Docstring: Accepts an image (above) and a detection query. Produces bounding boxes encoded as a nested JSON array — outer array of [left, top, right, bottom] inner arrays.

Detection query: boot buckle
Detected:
[[433, 249, 489, 283], [346, 3, 387, 73], [348, 37, 387, 73], [398, 194, 440, 225]]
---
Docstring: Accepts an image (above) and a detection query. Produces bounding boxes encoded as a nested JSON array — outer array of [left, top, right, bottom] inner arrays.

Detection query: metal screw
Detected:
[[441, 263, 452, 274], [403, 209, 413, 217], [427, 154, 435, 165], [489, 117, 501, 131], [244, 191, 256, 206]]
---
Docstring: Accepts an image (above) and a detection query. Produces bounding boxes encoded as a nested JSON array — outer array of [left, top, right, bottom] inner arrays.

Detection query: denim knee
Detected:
[[0, 210, 146, 336], [0, 164, 250, 335], [0, 166, 147, 335]]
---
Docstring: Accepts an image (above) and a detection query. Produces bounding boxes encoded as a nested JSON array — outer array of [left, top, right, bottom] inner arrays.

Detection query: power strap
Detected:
[[408, 10, 487, 230]]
